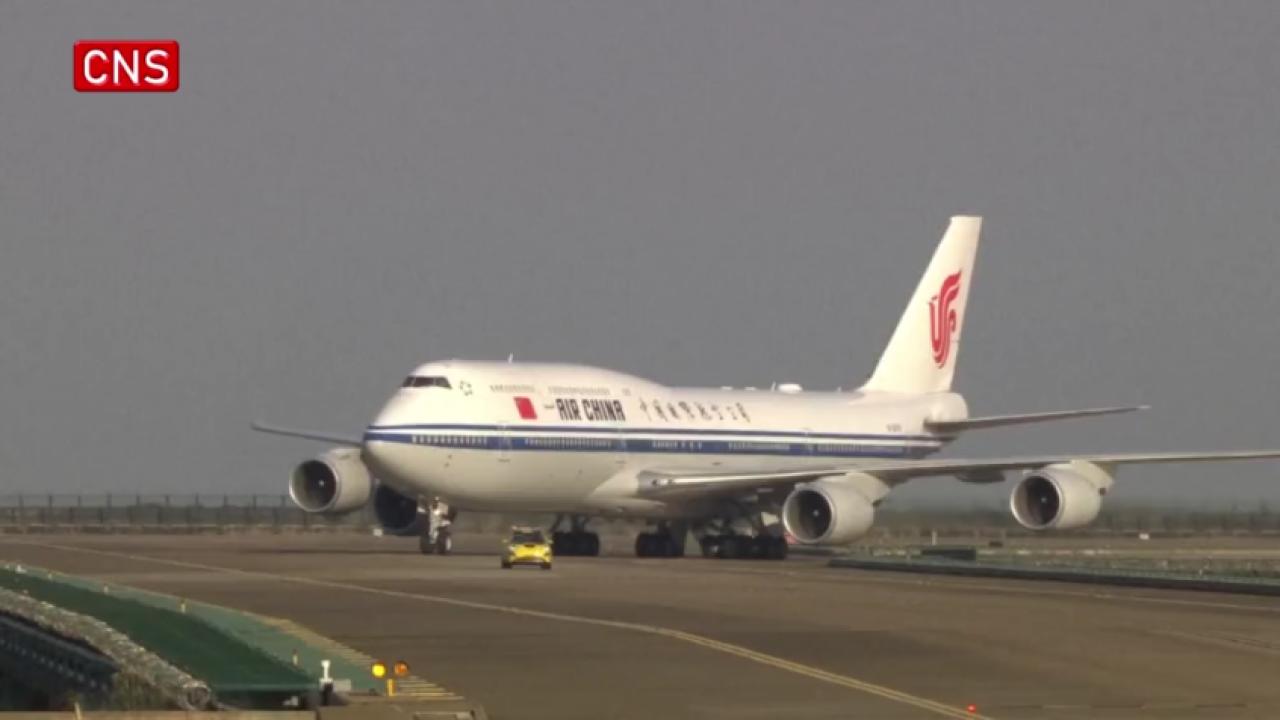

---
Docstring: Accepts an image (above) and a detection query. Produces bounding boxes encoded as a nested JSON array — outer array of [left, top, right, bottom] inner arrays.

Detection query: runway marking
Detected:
[[8, 541, 992, 720], [1151, 628, 1280, 659], [615, 558, 1280, 616]]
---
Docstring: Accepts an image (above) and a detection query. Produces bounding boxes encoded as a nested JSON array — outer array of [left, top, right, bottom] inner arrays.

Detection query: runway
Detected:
[[4, 534, 1280, 719]]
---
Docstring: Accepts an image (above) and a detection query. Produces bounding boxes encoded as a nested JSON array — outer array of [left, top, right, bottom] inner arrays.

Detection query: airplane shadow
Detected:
[[238, 548, 498, 557]]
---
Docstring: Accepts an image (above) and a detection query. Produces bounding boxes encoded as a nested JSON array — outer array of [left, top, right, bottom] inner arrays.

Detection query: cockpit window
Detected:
[[402, 376, 452, 389]]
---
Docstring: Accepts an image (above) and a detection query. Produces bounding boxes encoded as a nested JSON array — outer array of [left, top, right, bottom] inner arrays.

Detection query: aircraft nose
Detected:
[[371, 391, 415, 429], [362, 393, 413, 471]]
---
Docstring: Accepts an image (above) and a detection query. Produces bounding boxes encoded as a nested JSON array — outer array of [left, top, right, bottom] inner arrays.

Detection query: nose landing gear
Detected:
[[418, 497, 455, 555]]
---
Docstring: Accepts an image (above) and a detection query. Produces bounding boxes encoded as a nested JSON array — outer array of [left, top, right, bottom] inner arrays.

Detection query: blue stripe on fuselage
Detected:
[[367, 423, 939, 443], [363, 425, 940, 459]]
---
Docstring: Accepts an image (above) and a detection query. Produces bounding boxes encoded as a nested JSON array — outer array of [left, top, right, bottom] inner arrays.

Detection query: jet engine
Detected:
[[782, 479, 876, 545], [373, 484, 426, 536], [289, 448, 373, 514], [1009, 461, 1114, 530]]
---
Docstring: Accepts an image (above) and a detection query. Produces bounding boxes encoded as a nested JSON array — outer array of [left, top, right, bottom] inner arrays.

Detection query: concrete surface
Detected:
[[4, 534, 1280, 719]]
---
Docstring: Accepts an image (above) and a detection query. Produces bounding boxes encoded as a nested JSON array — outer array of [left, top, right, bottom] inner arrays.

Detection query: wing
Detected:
[[924, 405, 1148, 434], [639, 450, 1280, 498], [251, 421, 363, 446]]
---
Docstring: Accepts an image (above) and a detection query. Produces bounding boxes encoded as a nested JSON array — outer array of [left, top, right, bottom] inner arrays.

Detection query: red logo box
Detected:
[[74, 40, 179, 92]]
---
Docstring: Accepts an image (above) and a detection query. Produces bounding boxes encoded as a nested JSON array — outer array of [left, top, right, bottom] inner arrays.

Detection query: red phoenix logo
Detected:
[[929, 271, 963, 367]]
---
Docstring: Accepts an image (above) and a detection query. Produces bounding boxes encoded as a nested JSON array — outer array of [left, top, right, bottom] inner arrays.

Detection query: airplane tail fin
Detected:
[[861, 216, 982, 394]]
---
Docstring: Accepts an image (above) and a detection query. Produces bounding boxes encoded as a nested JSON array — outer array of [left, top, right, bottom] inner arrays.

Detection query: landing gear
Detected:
[[419, 523, 452, 555], [419, 498, 454, 555], [698, 533, 787, 560], [693, 506, 789, 561], [552, 531, 600, 556], [550, 514, 600, 557], [634, 521, 687, 558]]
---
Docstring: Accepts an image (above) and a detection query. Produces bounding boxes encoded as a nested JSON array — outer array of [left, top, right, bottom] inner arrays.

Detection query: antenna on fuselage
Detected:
[[507, 353, 514, 363]]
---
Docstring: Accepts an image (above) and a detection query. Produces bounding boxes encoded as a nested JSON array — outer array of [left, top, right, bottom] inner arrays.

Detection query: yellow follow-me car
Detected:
[[502, 526, 553, 570]]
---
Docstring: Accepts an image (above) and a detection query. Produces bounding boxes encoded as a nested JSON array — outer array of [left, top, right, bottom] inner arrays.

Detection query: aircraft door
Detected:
[[613, 395, 631, 467], [497, 423, 512, 463], [612, 423, 627, 467]]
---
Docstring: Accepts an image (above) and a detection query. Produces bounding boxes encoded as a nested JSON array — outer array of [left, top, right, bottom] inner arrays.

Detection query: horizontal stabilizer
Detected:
[[251, 421, 363, 446], [925, 405, 1148, 435]]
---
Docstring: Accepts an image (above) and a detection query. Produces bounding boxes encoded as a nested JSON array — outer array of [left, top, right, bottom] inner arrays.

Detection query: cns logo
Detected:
[[74, 40, 179, 92], [928, 271, 962, 367]]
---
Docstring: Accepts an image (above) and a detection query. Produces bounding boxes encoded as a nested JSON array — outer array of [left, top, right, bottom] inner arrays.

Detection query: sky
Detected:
[[1, 1, 1279, 507]]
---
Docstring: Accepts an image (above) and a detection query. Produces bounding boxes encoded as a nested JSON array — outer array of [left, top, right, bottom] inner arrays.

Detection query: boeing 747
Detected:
[[254, 217, 1280, 559]]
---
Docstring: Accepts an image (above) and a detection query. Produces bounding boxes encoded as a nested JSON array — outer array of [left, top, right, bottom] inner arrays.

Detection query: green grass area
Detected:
[[0, 568, 312, 696]]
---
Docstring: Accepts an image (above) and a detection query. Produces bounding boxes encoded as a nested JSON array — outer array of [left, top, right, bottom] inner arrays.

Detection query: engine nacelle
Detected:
[[373, 484, 426, 536], [782, 479, 876, 545], [289, 448, 373, 514], [1009, 461, 1114, 530]]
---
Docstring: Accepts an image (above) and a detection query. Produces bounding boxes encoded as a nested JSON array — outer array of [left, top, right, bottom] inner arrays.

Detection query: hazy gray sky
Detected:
[[2, 2, 1279, 506]]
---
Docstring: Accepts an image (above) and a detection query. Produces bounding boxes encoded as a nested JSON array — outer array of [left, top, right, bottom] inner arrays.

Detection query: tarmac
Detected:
[[3, 533, 1280, 720]]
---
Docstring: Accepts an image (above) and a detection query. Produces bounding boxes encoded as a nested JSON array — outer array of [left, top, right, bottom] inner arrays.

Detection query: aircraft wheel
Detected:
[[419, 534, 436, 555], [584, 533, 601, 557], [751, 536, 771, 559], [435, 530, 452, 556], [658, 534, 677, 557], [717, 535, 742, 559], [766, 536, 788, 560], [635, 533, 651, 557], [699, 537, 718, 558]]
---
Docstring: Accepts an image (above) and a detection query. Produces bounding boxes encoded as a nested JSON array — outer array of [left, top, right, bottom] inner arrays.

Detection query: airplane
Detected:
[[253, 216, 1280, 560]]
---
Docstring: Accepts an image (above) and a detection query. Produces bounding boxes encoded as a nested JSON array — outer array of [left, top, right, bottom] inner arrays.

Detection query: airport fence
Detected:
[[868, 504, 1280, 540], [0, 494, 375, 533], [2, 493, 1279, 538], [0, 494, 567, 536]]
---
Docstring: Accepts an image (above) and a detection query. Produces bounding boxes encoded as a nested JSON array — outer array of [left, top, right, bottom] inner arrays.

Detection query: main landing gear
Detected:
[[692, 510, 788, 560], [635, 521, 686, 558], [633, 514, 787, 560], [550, 514, 600, 557], [698, 533, 787, 560]]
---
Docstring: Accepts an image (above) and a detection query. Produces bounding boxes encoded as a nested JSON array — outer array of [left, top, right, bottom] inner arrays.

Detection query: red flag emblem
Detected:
[[514, 396, 537, 420]]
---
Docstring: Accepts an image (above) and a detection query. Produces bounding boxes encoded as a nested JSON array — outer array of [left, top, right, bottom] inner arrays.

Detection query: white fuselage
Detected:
[[361, 360, 967, 517]]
